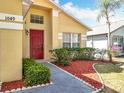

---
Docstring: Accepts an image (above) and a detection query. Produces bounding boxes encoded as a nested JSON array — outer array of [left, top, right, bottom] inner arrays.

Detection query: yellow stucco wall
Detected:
[[23, 0, 89, 60], [0, 0, 22, 82], [0, 30, 22, 82], [0, 0, 22, 15], [52, 12, 59, 49], [33, 0, 56, 9]]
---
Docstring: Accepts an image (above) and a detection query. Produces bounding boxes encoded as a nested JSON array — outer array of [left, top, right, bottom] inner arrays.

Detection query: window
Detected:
[[112, 35, 123, 47], [63, 33, 81, 48], [63, 33, 71, 48], [112, 35, 124, 52], [30, 14, 44, 24]]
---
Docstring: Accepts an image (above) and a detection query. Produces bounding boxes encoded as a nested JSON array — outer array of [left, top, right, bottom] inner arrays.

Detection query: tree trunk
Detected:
[[107, 21, 112, 62]]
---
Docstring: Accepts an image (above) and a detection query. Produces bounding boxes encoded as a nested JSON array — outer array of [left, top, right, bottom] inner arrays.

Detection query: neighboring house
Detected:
[[0, 0, 91, 82], [87, 20, 124, 54]]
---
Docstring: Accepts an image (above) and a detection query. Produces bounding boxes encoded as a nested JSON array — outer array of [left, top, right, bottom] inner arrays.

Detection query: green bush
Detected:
[[23, 58, 36, 77], [50, 48, 95, 65], [111, 50, 120, 57], [68, 48, 95, 60], [50, 48, 71, 66], [23, 58, 51, 86]]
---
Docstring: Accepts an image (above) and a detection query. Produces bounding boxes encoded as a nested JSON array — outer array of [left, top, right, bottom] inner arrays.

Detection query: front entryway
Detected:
[[30, 29, 44, 59]]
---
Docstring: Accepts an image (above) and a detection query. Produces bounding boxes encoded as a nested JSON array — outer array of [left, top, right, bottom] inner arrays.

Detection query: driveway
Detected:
[[16, 61, 95, 93]]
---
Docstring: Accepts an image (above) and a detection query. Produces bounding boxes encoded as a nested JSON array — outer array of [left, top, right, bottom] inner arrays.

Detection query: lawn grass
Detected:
[[94, 63, 124, 93], [113, 57, 124, 62]]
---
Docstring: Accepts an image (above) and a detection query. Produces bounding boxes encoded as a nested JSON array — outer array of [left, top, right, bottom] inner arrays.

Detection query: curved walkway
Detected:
[[16, 62, 94, 93]]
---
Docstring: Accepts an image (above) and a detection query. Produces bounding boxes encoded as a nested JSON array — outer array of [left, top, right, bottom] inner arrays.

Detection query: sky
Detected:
[[53, 0, 124, 27]]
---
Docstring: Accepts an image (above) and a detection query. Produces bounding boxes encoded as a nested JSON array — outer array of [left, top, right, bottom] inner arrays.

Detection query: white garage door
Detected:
[[87, 40, 92, 47], [93, 40, 107, 49]]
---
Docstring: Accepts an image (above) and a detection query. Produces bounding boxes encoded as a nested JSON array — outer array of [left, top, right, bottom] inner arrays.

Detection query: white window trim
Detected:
[[70, 34, 73, 48], [63, 33, 81, 48]]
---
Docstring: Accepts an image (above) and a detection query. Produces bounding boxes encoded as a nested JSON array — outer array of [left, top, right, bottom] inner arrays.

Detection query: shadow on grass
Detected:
[[75, 73, 119, 93], [99, 86, 120, 93], [94, 63, 124, 73], [76, 74, 120, 93]]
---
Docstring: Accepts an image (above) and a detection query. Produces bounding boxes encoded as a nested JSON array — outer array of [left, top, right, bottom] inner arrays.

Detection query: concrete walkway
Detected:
[[16, 62, 95, 93]]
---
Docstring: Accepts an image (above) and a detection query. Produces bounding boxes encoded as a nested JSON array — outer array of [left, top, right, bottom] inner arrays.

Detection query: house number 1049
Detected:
[[5, 16, 15, 21]]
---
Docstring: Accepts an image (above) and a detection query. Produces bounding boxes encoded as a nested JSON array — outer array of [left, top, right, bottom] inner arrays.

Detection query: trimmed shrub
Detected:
[[23, 58, 36, 77], [50, 48, 71, 66], [68, 48, 96, 60], [23, 58, 51, 86], [50, 48, 95, 66]]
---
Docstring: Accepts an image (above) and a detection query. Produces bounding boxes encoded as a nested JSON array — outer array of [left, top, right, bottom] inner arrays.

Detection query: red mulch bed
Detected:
[[57, 60, 105, 89], [1, 80, 25, 92]]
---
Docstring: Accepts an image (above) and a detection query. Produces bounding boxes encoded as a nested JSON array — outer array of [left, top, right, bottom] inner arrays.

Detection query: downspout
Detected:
[[91, 36, 93, 48], [23, 0, 33, 19], [22, 0, 33, 59], [0, 31, 1, 87]]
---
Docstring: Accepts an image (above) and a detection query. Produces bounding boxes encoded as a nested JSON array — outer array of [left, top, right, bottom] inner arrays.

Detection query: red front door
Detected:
[[30, 29, 44, 59]]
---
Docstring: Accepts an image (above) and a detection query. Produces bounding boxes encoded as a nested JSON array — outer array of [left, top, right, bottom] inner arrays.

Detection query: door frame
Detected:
[[30, 29, 44, 59]]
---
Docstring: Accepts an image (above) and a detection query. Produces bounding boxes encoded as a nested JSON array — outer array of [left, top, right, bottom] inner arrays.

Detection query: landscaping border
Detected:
[[92, 63, 105, 93], [0, 81, 2, 91], [47, 61, 104, 93], [0, 81, 53, 93]]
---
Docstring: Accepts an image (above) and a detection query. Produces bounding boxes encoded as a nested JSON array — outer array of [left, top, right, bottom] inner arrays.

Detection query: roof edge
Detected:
[[48, 0, 92, 31]]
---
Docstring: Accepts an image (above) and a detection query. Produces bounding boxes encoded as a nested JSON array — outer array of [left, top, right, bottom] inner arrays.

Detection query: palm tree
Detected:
[[97, 0, 121, 62]]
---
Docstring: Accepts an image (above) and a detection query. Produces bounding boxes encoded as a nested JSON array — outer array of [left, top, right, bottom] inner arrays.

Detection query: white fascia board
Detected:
[[0, 22, 23, 30]]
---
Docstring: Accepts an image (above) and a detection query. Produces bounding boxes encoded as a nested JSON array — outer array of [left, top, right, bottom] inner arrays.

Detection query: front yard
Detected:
[[56, 59, 124, 93], [95, 63, 124, 93], [1, 48, 123, 93], [57, 60, 103, 89], [51, 48, 123, 92], [113, 57, 124, 62]]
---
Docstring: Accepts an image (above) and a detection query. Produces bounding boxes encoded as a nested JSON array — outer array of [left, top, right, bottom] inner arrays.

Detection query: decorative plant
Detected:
[[23, 58, 51, 86], [50, 48, 95, 66], [50, 48, 71, 66], [97, 0, 121, 62]]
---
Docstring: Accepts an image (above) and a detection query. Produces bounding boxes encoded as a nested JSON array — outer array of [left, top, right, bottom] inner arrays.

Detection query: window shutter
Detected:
[[58, 33, 63, 40], [81, 35, 87, 40]]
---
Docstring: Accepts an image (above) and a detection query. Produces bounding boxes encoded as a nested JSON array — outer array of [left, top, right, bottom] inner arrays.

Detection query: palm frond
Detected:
[[97, 10, 106, 22], [97, 0, 121, 21]]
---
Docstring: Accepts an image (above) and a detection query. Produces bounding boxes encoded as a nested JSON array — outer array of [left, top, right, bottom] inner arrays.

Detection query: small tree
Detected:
[[97, 0, 121, 62]]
